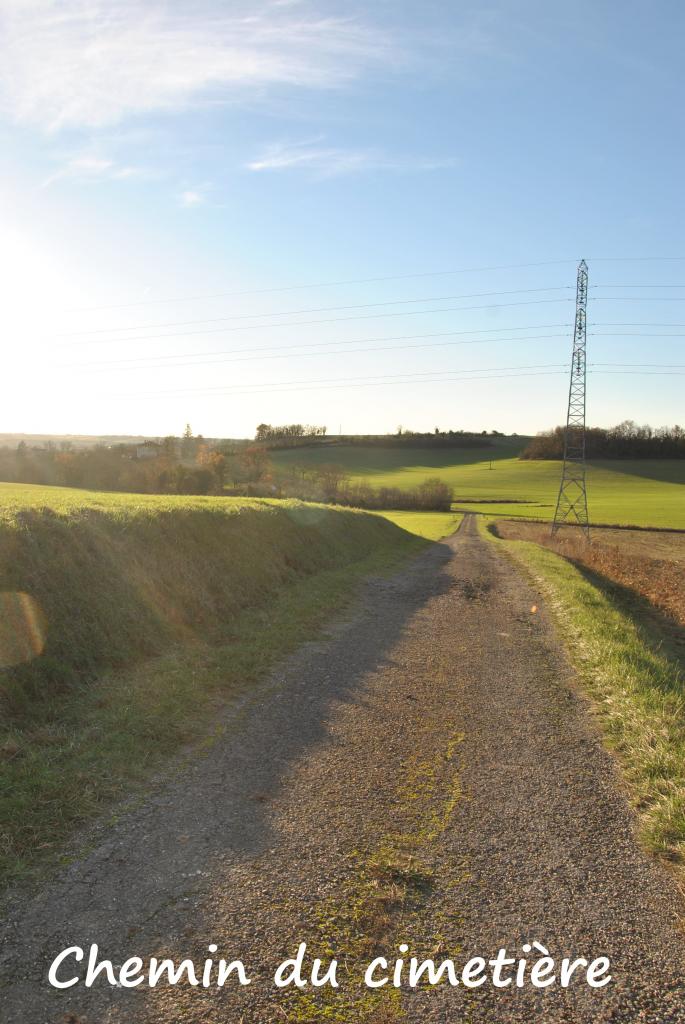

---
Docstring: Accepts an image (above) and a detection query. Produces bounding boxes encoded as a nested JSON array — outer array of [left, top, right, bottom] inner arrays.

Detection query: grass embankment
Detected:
[[0, 484, 424, 888], [272, 443, 685, 528], [485, 521, 685, 863]]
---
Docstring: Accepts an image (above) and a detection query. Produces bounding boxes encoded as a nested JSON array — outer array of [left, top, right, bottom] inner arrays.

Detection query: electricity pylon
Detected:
[[551, 259, 590, 537]]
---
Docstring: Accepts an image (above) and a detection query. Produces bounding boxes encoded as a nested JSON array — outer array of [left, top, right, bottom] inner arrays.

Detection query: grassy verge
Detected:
[[483, 520, 685, 863], [0, 492, 424, 888]]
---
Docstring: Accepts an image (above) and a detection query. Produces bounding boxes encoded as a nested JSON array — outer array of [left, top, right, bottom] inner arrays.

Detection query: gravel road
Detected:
[[1, 514, 684, 1023]]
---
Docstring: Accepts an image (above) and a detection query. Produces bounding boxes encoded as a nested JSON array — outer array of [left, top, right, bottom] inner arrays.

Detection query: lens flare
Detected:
[[0, 592, 47, 669]]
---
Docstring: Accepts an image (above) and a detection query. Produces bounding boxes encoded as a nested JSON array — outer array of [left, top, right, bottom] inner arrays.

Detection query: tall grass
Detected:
[[0, 499, 406, 716], [0, 496, 422, 886]]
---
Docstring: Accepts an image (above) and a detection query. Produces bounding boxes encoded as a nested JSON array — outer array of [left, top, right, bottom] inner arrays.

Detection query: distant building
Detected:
[[135, 441, 162, 460]]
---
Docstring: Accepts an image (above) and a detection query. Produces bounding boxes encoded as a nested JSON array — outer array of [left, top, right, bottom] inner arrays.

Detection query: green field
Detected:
[[273, 442, 685, 529], [0, 483, 462, 541], [0, 481, 272, 516], [374, 510, 463, 540]]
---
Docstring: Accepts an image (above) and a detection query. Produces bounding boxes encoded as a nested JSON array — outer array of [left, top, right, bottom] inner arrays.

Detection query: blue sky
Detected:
[[1, 0, 683, 438]]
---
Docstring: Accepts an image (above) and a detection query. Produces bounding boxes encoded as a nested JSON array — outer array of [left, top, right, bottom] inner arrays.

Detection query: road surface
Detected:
[[1, 514, 684, 1022]]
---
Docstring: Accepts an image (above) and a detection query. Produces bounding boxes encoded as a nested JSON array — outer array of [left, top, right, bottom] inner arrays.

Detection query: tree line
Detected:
[[521, 421, 685, 460], [254, 423, 327, 447], [1, 436, 226, 495], [336, 428, 500, 449], [278, 461, 454, 510], [253, 424, 502, 450], [0, 434, 454, 510]]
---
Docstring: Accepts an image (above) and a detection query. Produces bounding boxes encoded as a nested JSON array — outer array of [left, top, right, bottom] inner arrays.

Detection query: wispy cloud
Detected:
[[111, 165, 147, 180], [0, 1, 401, 132], [41, 152, 148, 187], [178, 189, 207, 208], [63, 156, 113, 175], [247, 140, 458, 177]]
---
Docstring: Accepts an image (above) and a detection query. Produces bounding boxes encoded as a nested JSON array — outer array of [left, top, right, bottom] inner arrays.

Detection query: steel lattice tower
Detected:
[[551, 259, 590, 537]]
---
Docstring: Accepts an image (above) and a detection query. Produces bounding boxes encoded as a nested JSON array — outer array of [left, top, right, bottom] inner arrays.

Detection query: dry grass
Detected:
[[494, 521, 685, 628], [485, 523, 685, 862], [364, 1001, 407, 1024]]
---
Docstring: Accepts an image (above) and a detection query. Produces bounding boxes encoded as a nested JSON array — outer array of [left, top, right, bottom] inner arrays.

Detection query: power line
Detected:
[[593, 332, 685, 337], [48, 285, 685, 342], [63, 336, 680, 377], [60, 327, 573, 370], [49, 301, 685, 352], [62, 259, 582, 313], [60, 255, 685, 313], [116, 362, 570, 398], [125, 362, 685, 393], [95, 359, 674, 400], [588, 257, 685, 262], [55, 286, 574, 339], [55, 298, 576, 348], [589, 366, 685, 370], [42, 307, 680, 374], [594, 284, 685, 288], [92, 364, 680, 401], [111, 368, 570, 400], [592, 369, 685, 375], [52, 322, 680, 373], [590, 322, 685, 327], [60, 337, 569, 372]]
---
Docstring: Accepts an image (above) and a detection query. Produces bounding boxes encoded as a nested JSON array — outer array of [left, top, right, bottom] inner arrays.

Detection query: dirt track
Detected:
[[2, 514, 685, 1023]]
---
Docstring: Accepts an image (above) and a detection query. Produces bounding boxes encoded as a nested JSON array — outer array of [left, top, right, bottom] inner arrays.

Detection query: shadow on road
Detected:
[[0, 534, 462, 1017]]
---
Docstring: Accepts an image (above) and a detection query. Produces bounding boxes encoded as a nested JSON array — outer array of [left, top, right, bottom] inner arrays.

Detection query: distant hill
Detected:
[[0, 433, 242, 449], [0, 433, 158, 449]]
